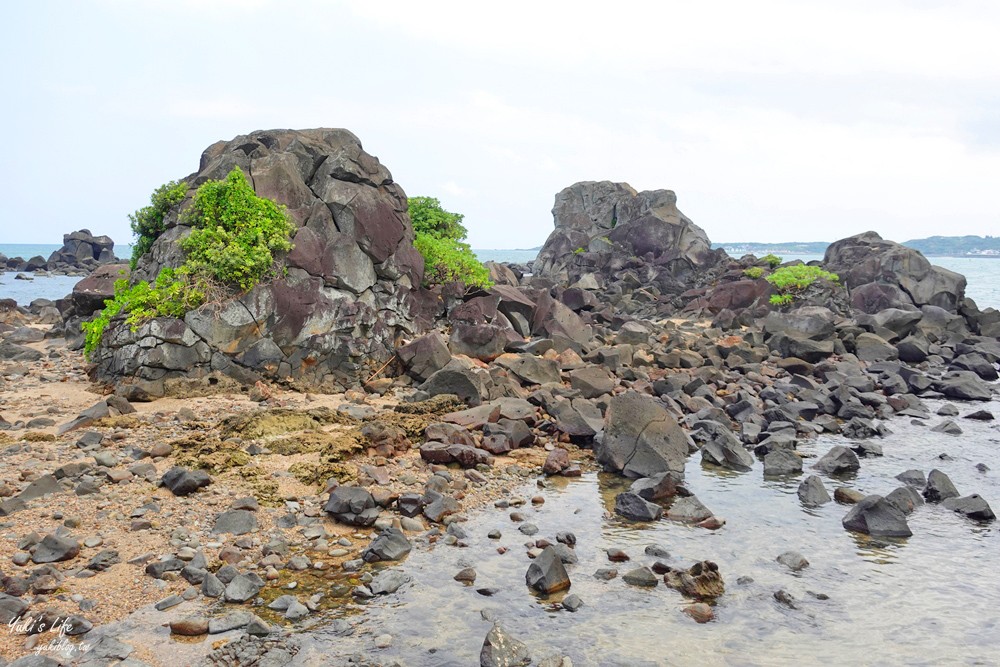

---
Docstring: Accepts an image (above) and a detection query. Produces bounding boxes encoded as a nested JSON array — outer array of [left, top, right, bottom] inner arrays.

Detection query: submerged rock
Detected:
[[480, 623, 531, 667], [614, 491, 663, 522], [923, 469, 960, 503], [942, 494, 995, 522], [797, 475, 832, 506], [525, 546, 571, 594], [842, 495, 912, 537], [664, 561, 724, 599]]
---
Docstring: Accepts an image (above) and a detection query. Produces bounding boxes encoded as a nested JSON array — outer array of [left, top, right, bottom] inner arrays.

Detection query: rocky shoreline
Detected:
[[0, 128, 998, 666]]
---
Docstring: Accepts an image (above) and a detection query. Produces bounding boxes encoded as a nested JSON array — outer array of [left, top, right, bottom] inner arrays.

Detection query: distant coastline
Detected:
[[716, 234, 1000, 259]]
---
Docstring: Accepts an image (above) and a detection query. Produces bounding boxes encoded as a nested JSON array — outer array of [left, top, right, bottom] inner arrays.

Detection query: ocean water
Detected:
[[1, 245, 997, 310]]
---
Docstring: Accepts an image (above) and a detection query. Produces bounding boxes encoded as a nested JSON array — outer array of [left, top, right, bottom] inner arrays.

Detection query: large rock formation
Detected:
[[532, 182, 727, 312], [91, 128, 425, 395], [824, 232, 966, 313], [46, 230, 117, 273]]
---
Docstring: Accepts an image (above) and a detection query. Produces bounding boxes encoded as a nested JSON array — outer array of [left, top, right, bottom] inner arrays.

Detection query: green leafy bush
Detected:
[[743, 266, 764, 279], [407, 197, 491, 289], [182, 168, 294, 291], [765, 265, 839, 292], [82, 269, 207, 358], [86, 168, 293, 358], [761, 253, 783, 268], [769, 293, 794, 307], [129, 180, 188, 269]]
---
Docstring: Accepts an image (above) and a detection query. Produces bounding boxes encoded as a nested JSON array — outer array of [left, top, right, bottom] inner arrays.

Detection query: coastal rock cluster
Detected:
[[0, 229, 118, 278], [89, 129, 426, 396]]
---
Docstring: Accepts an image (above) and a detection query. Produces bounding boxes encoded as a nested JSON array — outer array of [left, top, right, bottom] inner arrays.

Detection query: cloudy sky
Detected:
[[2, 0, 998, 249]]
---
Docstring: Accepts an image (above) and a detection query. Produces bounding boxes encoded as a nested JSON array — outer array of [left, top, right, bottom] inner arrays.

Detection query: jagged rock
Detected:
[[91, 129, 426, 394], [630, 472, 681, 501], [596, 391, 690, 479], [324, 486, 379, 526], [161, 467, 211, 496], [663, 561, 724, 599], [31, 534, 80, 563], [614, 491, 663, 522], [763, 449, 803, 476], [494, 353, 561, 386], [369, 569, 412, 595], [480, 624, 531, 667], [0, 593, 28, 623], [224, 573, 263, 603], [396, 333, 451, 382], [797, 475, 832, 506], [701, 433, 754, 471], [813, 445, 860, 475], [824, 231, 967, 311], [942, 494, 996, 522], [885, 486, 923, 514], [842, 495, 912, 537], [666, 496, 713, 523], [923, 469, 960, 503], [362, 527, 411, 562], [568, 366, 615, 398], [934, 371, 993, 402], [525, 546, 571, 593]]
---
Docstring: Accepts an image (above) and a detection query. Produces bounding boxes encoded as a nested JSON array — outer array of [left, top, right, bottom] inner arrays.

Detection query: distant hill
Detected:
[[902, 235, 1000, 257], [714, 241, 829, 256], [716, 236, 1000, 258]]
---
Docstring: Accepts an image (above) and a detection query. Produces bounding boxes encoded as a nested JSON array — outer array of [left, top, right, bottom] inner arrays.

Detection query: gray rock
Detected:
[[666, 496, 713, 523], [480, 623, 531, 667], [596, 391, 690, 479], [797, 475, 832, 506], [622, 566, 659, 587], [701, 434, 754, 471], [369, 569, 412, 595], [224, 573, 263, 602], [942, 494, 995, 522], [923, 469, 960, 502], [885, 486, 923, 514], [31, 533, 80, 563], [211, 509, 258, 536], [525, 546, 571, 593], [208, 611, 251, 634], [813, 445, 861, 475], [842, 495, 912, 537], [161, 466, 211, 496], [930, 420, 963, 435], [776, 551, 809, 571], [396, 333, 451, 382], [362, 527, 411, 563], [0, 593, 28, 623], [630, 472, 680, 501], [614, 491, 663, 522], [324, 486, 379, 526], [764, 449, 803, 476], [201, 572, 225, 598]]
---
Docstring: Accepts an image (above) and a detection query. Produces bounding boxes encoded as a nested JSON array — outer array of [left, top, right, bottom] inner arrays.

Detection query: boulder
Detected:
[[842, 495, 912, 537], [161, 467, 212, 496], [614, 491, 663, 522], [701, 434, 754, 471], [92, 129, 426, 393], [824, 231, 966, 311], [797, 475, 832, 506], [362, 527, 412, 562], [922, 469, 960, 503], [568, 365, 616, 398], [812, 445, 860, 475], [324, 486, 380, 526], [630, 472, 681, 501], [525, 545, 571, 594], [31, 534, 80, 563], [942, 494, 995, 522], [596, 392, 690, 479], [396, 333, 451, 382], [480, 624, 531, 667]]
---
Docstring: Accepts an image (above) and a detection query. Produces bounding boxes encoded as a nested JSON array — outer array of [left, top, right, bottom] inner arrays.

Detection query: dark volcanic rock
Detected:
[[31, 534, 80, 563], [923, 469, 960, 503], [525, 545, 571, 594], [362, 527, 412, 562], [161, 467, 212, 496], [797, 475, 832, 506], [91, 128, 426, 395], [812, 446, 861, 475], [614, 491, 663, 522], [942, 494, 995, 522], [596, 391, 690, 479], [480, 624, 531, 667], [324, 486, 380, 526], [842, 495, 912, 537]]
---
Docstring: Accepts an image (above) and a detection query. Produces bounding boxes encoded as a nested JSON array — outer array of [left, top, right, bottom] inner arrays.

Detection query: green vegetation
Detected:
[[769, 294, 794, 307], [129, 180, 188, 269], [765, 264, 839, 308], [181, 168, 294, 291], [407, 196, 491, 289], [574, 247, 586, 254], [761, 253, 783, 268], [743, 266, 764, 279], [85, 168, 293, 358]]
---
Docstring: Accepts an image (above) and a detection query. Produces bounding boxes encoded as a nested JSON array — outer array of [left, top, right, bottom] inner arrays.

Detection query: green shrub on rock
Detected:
[[743, 266, 764, 279], [761, 253, 783, 268], [85, 168, 294, 358], [765, 264, 840, 308], [129, 180, 188, 269], [407, 196, 491, 289]]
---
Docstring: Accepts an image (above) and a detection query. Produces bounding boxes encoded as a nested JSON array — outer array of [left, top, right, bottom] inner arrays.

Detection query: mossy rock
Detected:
[[23, 431, 56, 442], [221, 408, 356, 439], [95, 415, 147, 430], [235, 465, 283, 507], [288, 461, 357, 487], [172, 433, 250, 473]]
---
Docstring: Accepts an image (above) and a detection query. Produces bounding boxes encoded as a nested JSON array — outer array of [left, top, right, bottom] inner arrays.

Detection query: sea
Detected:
[[0, 244, 997, 310]]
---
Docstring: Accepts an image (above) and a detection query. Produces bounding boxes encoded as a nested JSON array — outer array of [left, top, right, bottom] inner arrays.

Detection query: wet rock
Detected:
[[562, 593, 583, 612], [684, 602, 715, 623], [369, 570, 412, 595], [885, 486, 923, 514], [212, 509, 258, 536], [813, 445, 860, 475], [797, 476, 831, 506], [208, 611, 252, 634], [763, 449, 803, 476], [964, 410, 994, 421], [930, 420, 963, 436], [596, 391, 690, 479], [895, 469, 925, 488], [923, 469, 960, 503], [701, 434, 754, 471], [362, 527, 411, 563], [542, 448, 571, 475], [834, 487, 866, 504], [774, 589, 796, 608], [480, 623, 531, 667], [161, 466, 211, 496], [630, 472, 680, 501], [525, 545, 571, 594], [170, 616, 209, 636], [664, 560, 724, 599], [942, 494, 995, 522], [842, 495, 912, 537], [422, 490, 460, 523], [622, 566, 658, 587], [666, 496, 714, 523], [614, 491, 663, 522], [934, 371, 993, 402], [324, 486, 380, 526], [593, 568, 618, 580], [776, 551, 810, 571], [454, 568, 477, 583], [31, 534, 79, 563]]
